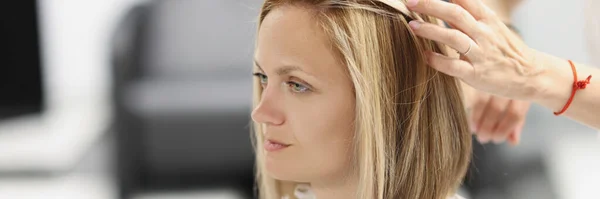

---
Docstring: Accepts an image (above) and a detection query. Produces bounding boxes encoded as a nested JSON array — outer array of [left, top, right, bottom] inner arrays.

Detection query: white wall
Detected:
[[513, 0, 592, 66], [38, 0, 148, 111]]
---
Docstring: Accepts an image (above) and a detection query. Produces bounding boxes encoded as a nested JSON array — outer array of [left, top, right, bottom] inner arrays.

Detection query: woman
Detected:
[[251, 0, 471, 198]]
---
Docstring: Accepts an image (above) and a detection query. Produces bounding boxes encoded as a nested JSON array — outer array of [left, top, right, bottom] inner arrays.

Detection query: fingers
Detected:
[[507, 121, 525, 146], [451, 0, 494, 19], [507, 101, 531, 145], [490, 100, 523, 144], [406, 0, 481, 38], [471, 98, 531, 145], [409, 20, 480, 60], [475, 96, 511, 143], [426, 51, 474, 80]]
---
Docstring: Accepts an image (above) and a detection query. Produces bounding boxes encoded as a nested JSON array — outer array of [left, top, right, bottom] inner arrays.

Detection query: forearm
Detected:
[[533, 50, 600, 129]]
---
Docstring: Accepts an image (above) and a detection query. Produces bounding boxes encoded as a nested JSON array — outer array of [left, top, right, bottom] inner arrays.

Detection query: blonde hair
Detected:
[[251, 0, 472, 198]]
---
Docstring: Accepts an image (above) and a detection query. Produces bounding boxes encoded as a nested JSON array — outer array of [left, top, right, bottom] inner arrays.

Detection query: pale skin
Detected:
[[480, 0, 522, 23], [404, 0, 600, 130], [461, 0, 531, 145], [252, 5, 358, 199]]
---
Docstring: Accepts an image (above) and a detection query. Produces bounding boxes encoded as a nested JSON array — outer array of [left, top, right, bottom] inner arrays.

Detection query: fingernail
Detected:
[[508, 135, 520, 146], [407, 0, 419, 7], [408, 21, 421, 29]]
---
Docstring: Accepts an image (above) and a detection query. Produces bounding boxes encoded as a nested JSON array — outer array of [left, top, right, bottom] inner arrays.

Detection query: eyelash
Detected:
[[252, 72, 311, 93]]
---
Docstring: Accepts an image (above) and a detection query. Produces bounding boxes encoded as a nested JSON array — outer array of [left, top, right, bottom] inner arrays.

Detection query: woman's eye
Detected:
[[253, 73, 268, 85], [287, 82, 310, 93]]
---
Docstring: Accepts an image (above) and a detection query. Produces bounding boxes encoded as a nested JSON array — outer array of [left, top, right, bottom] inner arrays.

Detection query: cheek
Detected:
[[289, 94, 356, 172]]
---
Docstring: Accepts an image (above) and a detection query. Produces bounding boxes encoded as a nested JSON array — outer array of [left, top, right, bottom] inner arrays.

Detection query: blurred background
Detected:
[[0, 0, 597, 199]]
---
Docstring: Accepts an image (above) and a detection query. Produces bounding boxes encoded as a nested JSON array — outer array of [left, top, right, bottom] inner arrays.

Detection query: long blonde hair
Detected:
[[252, 0, 472, 198]]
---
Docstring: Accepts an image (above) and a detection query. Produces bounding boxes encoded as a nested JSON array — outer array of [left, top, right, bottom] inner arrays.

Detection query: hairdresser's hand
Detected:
[[405, 0, 543, 101], [466, 90, 531, 145], [481, 0, 522, 23]]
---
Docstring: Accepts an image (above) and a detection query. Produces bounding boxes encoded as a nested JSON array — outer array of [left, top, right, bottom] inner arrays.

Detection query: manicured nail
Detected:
[[407, 0, 419, 7], [409, 21, 421, 29]]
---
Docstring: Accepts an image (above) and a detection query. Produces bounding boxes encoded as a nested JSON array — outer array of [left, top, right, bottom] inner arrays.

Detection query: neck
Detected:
[[310, 173, 358, 199]]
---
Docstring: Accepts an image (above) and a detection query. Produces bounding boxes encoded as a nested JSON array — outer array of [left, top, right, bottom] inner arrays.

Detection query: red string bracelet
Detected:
[[553, 60, 592, 116]]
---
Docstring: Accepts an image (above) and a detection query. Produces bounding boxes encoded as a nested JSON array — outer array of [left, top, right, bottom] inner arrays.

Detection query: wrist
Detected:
[[530, 50, 573, 112]]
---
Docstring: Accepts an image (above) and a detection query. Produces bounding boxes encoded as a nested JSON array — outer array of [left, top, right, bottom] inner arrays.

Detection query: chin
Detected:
[[265, 160, 293, 181], [265, 160, 311, 182]]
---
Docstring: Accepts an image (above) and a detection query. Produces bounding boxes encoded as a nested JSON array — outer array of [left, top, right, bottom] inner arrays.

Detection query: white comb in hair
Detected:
[[378, 0, 423, 21]]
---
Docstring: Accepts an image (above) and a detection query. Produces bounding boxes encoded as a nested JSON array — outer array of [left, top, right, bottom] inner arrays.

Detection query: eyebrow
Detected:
[[254, 60, 304, 76]]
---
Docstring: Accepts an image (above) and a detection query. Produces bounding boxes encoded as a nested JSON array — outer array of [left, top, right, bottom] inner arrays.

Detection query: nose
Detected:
[[251, 87, 285, 126]]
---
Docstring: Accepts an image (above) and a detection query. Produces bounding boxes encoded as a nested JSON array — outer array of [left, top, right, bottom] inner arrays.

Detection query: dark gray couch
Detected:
[[110, 1, 261, 198]]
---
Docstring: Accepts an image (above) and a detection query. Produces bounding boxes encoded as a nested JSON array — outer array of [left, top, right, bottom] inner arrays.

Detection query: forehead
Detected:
[[255, 5, 345, 80]]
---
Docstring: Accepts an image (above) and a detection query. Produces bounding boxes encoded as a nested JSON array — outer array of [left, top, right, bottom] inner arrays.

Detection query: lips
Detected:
[[264, 139, 291, 152]]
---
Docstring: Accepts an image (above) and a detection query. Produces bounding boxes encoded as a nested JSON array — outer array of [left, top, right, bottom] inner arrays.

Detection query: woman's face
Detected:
[[252, 5, 356, 183]]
